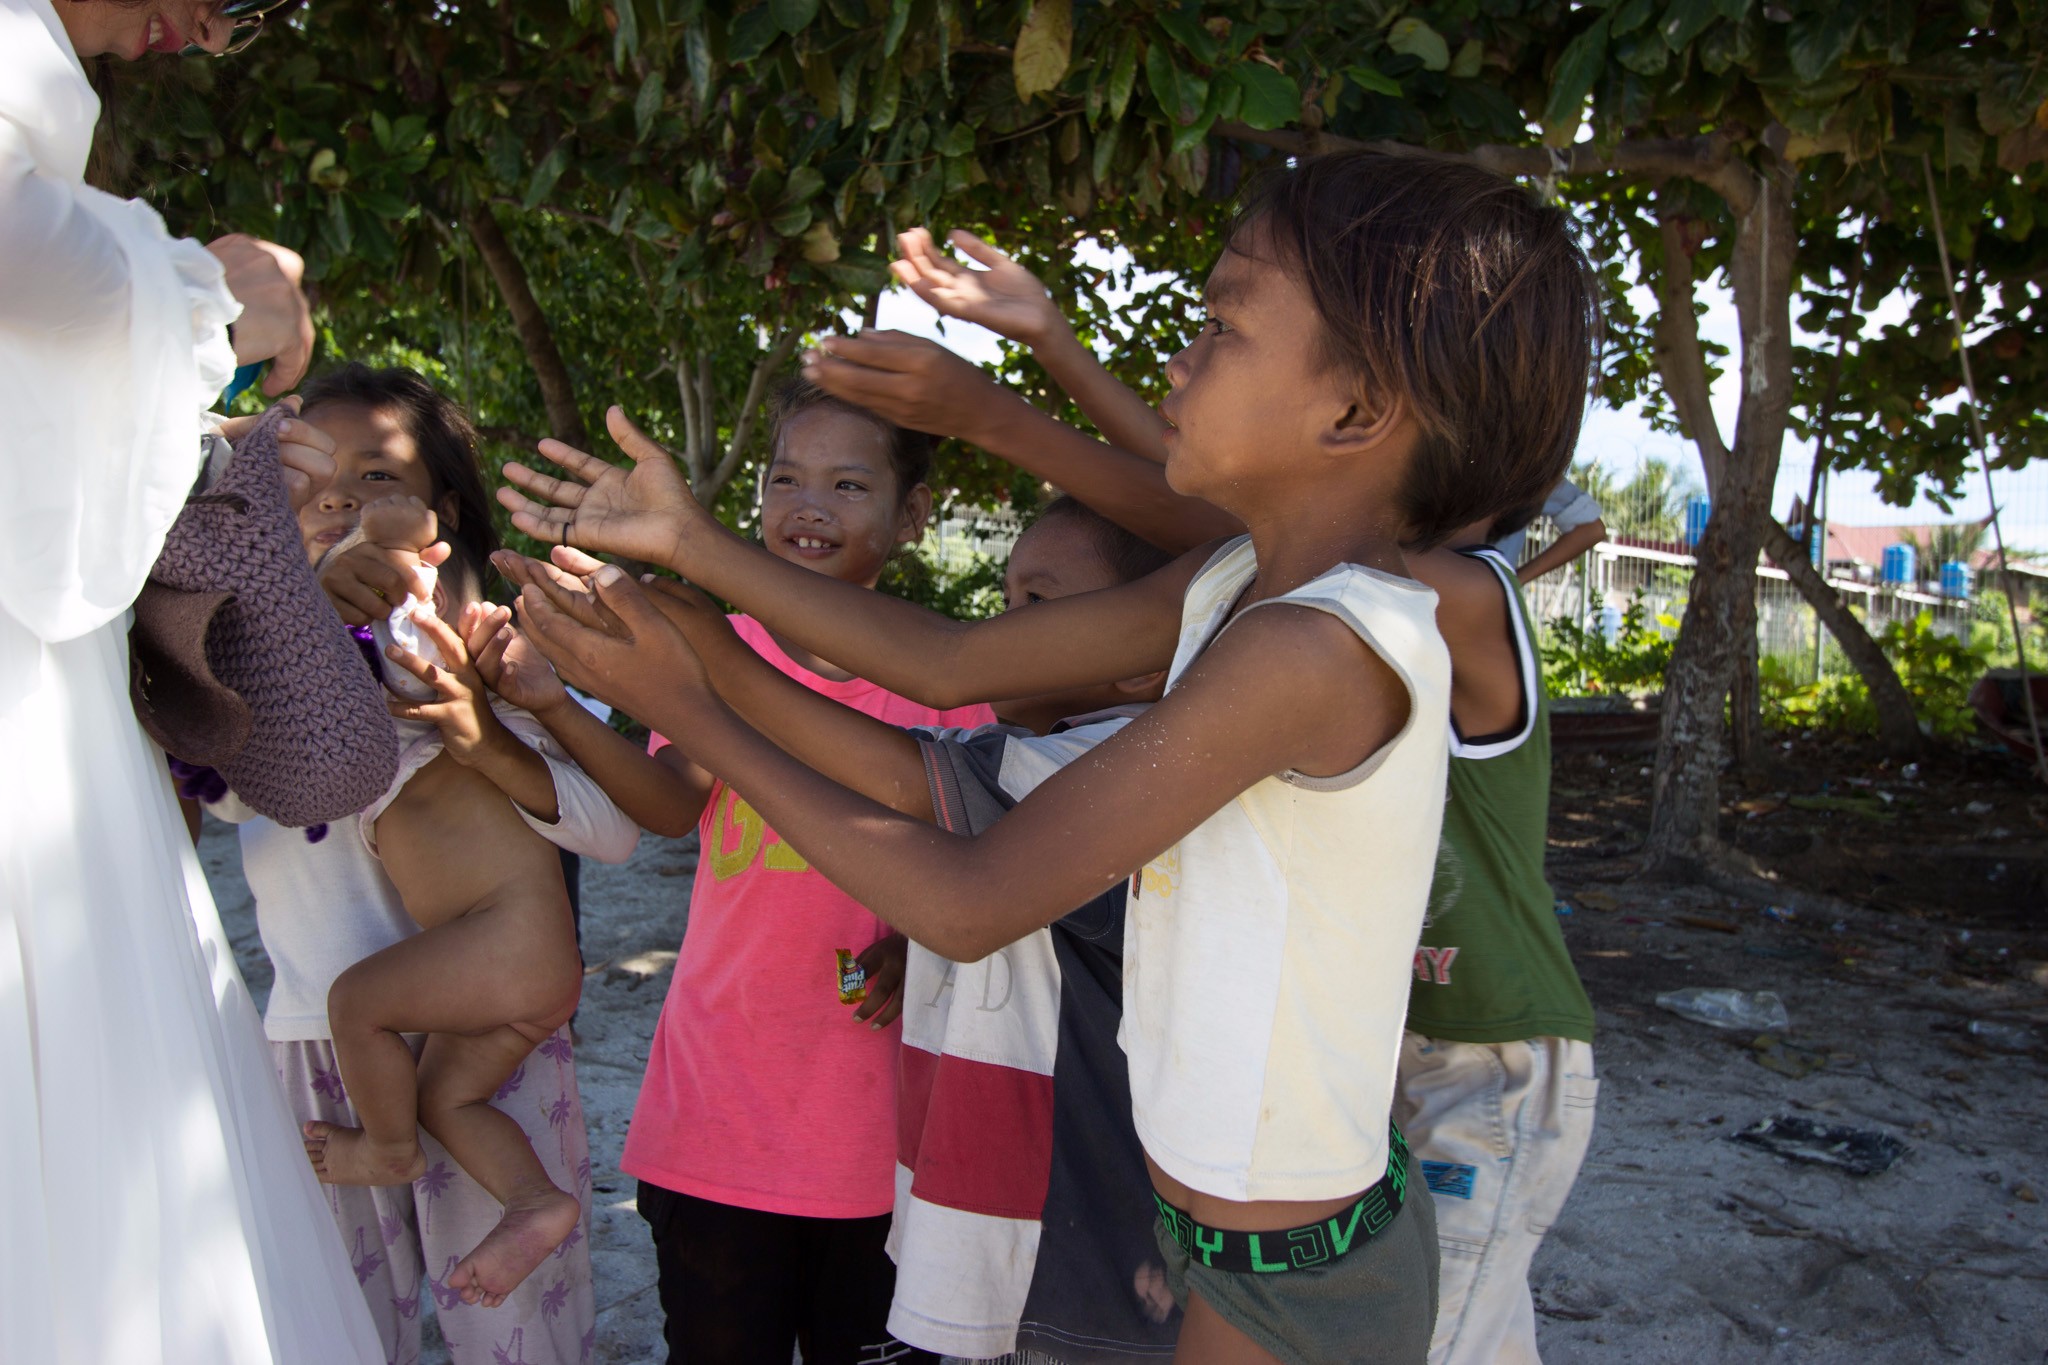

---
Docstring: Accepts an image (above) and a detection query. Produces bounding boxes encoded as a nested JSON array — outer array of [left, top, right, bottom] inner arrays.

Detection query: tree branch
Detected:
[[676, 353, 704, 483], [1653, 206, 1731, 491], [703, 330, 802, 499], [464, 205, 588, 447]]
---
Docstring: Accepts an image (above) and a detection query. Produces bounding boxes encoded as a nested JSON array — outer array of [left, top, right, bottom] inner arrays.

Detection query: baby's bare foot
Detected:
[[446, 1183, 582, 1308], [303, 1120, 426, 1186]]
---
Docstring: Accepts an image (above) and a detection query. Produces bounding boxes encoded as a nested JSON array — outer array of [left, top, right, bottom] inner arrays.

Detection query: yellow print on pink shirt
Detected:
[[707, 787, 811, 880]]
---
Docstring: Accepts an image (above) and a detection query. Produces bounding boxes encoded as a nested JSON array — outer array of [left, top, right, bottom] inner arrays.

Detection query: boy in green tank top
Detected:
[[1401, 511, 1598, 1365]]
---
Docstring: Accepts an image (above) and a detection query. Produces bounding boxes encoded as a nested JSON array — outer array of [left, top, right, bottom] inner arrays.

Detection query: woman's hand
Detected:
[[206, 234, 315, 394], [498, 406, 711, 571], [383, 603, 515, 766], [799, 330, 1015, 448], [513, 560, 713, 722], [890, 227, 1063, 347], [318, 496, 450, 625], [851, 933, 910, 1029]]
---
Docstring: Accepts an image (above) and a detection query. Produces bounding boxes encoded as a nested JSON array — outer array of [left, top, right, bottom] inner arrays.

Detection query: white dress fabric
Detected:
[[0, 2, 383, 1361]]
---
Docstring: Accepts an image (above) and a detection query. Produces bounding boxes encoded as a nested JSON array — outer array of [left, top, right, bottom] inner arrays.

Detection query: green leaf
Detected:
[[1388, 17, 1450, 73], [1612, 0, 1656, 35], [1155, 10, 1218, 65], [1091, 114, 1121, 182], [1146, 42, 1185, 121], [940, 121, 976, 157], [1014, 0, 1073, 102], [1448, 39, 1484, 80], [770, 201, 813, 235], [837, 59, 861, 127], [1945, 102, 1985, 173], [1231, 63, 1299, 131], [370, 109, 393, 152], [523, 139, 571, 209], [868, 59, 901, 131], [1787, 6, 1860, 82], [801, 52, 838, 112], [1542, 14, 1610, 138], [685, 23, 715, 97], [613, 0, 640, 63], [1615, 30, 1669, 76], [728, 5, 779, 63], [1108, 32, 1139, 120], [882, 0, 912, 58], [1659, 0, 1722, 51], [634, 69, 665, 140], [781, 165, 825, 205], [770, 0, 818, 34], [1345, 64, 1402, 97]]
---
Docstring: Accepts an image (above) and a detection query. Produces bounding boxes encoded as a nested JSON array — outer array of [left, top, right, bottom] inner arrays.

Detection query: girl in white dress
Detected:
[[1, 2, 383, 1360]]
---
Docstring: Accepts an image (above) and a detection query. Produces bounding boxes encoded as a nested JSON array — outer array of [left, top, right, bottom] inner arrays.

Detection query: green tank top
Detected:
[[1405, 548, 1594, 1045]]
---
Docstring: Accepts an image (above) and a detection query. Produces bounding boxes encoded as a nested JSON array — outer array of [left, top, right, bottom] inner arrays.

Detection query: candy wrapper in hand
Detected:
[[371, 561, 443, 701], [835, 948, 868, 1005]]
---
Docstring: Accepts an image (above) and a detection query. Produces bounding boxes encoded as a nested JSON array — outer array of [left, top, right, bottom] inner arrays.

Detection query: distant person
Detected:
[[1492, 478, 1606, 584]]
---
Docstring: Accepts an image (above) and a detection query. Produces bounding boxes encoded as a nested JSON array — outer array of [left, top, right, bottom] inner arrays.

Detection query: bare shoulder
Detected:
[[1188, 602, 1407, 777]]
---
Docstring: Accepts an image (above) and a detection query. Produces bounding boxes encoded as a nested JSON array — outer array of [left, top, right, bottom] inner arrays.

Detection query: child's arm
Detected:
[[500, 552, 937, 819], [498, 409, 1215, 710], [383, 603, 566, 824], [798, 332, 1237, 554], [890, 227, 1174, 466], [469, 608, 714, 840], [517, 565, 1407, 963]]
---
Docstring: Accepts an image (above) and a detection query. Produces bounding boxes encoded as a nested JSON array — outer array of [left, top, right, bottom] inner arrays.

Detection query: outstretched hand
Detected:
[[513, 560, 712, 724], [383, 601, 513, 766], [497, 406, 709, 570], [799, 330, 1012, 446], [891, 227, 1061, 346]]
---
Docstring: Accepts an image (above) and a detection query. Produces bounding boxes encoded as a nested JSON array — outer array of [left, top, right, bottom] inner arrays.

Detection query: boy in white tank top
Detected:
[[501, 148, 1600, 1363]]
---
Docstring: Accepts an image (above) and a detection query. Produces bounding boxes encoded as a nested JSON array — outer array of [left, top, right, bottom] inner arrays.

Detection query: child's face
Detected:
[[995, 517, 1161, 730], [1160, 227, 1364, 512], [760, 407, 929, 588], [297, 401, 443, 564]]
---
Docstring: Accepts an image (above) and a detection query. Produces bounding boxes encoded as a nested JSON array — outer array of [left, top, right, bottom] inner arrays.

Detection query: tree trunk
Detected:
[[1761, 519, 1924, 757], [1645, 163, 1797, 872], [1730, 598, 1765, 774], [464, 205, 588, 448]]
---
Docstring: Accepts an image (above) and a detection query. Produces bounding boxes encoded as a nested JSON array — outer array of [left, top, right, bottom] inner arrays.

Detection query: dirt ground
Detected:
[[198, 732, 2048, 1363]]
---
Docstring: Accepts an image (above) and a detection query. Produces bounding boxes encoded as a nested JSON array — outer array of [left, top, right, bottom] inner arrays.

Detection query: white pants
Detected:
[[1394, 1034, 1597, 1365]]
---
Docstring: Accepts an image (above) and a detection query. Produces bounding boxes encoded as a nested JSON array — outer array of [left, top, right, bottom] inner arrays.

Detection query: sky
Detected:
[[860, 240, 2048, 554]]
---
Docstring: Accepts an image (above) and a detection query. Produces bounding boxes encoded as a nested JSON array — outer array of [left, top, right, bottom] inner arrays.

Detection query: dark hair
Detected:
[[298, 363, 499, 578], [766, 377, 934, 502], [1233, 149, 1599, 550], [1487, 499, 1544, 544], [1028, 495, 1175, 585]]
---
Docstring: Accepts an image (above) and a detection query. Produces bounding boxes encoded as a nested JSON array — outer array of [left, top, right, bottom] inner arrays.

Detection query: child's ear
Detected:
[[437, 491, 461, 529], [1321, 392, 1408, 459], [897, 483, 934, 545]]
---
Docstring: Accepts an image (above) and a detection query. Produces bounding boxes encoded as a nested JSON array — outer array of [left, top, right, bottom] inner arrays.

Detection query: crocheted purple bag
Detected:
[[131, 402, 398, 826]]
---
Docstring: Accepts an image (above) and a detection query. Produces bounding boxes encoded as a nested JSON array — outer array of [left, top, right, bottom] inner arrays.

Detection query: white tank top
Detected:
[[1122, 537, 1451, 1202]]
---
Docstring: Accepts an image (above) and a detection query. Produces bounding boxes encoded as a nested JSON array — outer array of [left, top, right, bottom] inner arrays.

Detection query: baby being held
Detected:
[[303, 495, 584, 1309]]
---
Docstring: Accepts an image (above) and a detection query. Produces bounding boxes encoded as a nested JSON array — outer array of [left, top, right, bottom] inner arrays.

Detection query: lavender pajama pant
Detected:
[[275, 1030, 597, 1365]]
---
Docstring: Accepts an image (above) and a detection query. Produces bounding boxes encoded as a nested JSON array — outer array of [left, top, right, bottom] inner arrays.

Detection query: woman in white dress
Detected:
[[2, 2, 384, 1360]]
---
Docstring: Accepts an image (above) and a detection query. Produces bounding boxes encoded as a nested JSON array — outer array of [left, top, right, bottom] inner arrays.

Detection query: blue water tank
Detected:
[[1684, 498, 1711, 547], [1881, 542, 1917, 586], [1940, 560, 1971, 599]]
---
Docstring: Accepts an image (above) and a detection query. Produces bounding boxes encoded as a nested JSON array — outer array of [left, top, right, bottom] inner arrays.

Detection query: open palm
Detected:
[[891, 228, 1059, 344], [496, 406, 707, 569]]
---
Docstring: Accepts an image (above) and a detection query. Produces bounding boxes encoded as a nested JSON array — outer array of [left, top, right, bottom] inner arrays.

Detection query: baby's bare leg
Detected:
[[419, 1026, 581, 1308], [312, 901, 578, 1187]]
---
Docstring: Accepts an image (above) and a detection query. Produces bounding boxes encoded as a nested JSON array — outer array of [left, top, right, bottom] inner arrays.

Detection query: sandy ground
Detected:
[[199, 787, 2048, 1363]]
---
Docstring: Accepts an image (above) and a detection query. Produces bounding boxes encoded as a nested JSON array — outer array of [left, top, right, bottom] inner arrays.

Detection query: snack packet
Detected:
[[835, 948, 868, 1005]]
